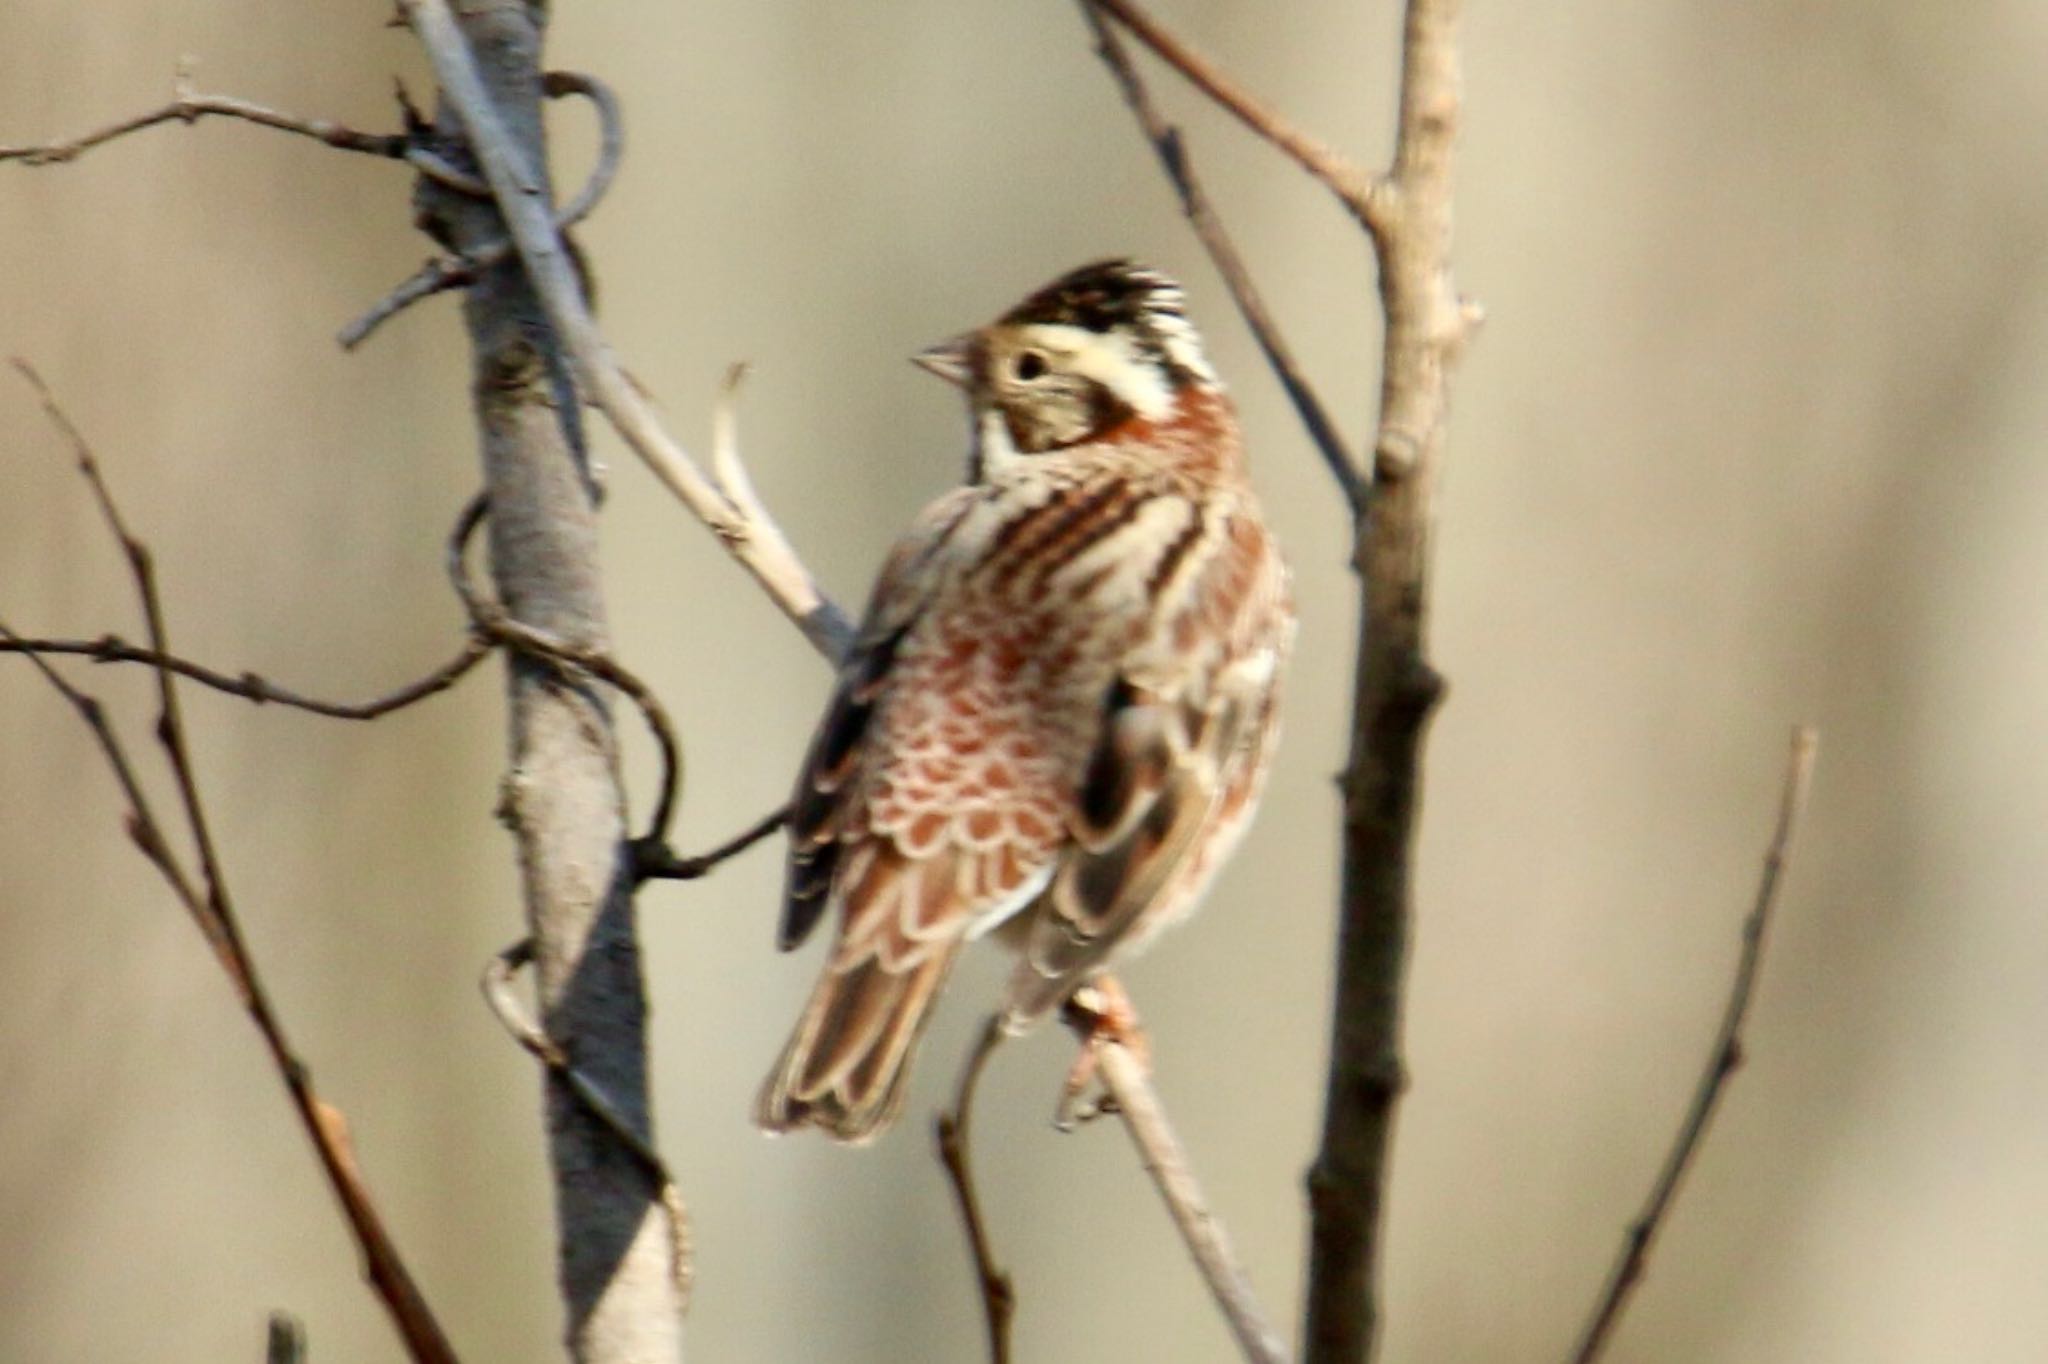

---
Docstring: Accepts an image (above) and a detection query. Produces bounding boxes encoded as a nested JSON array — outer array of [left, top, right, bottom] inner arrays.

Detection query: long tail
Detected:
[[756, 943, 963, 1144]]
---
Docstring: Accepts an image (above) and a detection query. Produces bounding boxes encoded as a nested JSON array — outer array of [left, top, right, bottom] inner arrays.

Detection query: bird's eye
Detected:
[[1013, 350, 1048, 382]]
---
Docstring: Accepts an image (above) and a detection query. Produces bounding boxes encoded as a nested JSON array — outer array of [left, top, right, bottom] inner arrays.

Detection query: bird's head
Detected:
[[914, 260, 1222, 462]]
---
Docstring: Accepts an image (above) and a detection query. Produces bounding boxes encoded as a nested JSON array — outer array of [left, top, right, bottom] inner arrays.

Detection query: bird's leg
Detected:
[[1055, 974, 1151, 1130]]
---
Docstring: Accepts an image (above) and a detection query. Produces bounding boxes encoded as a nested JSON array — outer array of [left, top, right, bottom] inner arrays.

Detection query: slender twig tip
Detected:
[[1565, 728, 1820, 1364]]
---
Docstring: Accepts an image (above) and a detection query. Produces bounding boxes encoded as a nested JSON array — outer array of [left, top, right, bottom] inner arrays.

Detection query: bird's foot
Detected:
[[1054, 977, 1151, 1130]]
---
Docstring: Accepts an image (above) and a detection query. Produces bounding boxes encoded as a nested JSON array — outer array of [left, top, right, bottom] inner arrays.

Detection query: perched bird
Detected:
[[757, 260, 1294, 1142]]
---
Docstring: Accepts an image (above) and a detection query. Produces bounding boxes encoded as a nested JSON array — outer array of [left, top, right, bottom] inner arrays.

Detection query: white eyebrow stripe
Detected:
[[1021, 323, 1176, 420], [1147, 308, 1217, 384]]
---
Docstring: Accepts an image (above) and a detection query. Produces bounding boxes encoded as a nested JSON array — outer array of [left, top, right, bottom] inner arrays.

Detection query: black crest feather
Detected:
[[999, 259, 1210, 388], [1000, 259, 1184, 334]]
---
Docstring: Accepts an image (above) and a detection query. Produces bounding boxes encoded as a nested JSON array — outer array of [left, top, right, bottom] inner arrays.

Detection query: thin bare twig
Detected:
[[490, 614, 685, 840], [1063, 986, 1291, 1364], [0, 62, 491, 206], [542, 71, 626, 220], [1097, 1043, 1289, 1364], [17, 357, 239, 937], [0, 631, 491, 720], [0, 57, 528, 354], [1565, 727, 1819, 1364], [442, 494, 494, 623], [0, 55, 642, 354], [0, 79, 405, 166], [339, 70, 624, 349], [338, 253, 489, 349], [0, 622, 213, 925], [1086, 0, 1391, 232], [634, 803, 788, 883], [2, 372, 457, 1364], [708, 362, 774, 535], [397, 0, 856, 663], [482, 940, 695, 1313], [1080, 2, 1366, 509], [936, 1017, 1016, 1364]]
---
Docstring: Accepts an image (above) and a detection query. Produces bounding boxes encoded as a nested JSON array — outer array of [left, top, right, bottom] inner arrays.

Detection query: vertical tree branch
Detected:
[[403, 6, 684, 1361], [1305, 3, 1474, 1362], [1079, 4, 1475, 1357]]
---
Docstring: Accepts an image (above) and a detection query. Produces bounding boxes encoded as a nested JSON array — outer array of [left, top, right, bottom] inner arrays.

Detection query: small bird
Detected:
[[757, 260, 1294, 1142]]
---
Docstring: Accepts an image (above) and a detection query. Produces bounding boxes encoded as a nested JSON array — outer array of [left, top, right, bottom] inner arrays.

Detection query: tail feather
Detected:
[[756, 943, 962, 1144]]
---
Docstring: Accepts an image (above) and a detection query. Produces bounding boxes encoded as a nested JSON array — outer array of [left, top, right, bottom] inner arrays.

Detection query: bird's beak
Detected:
[[911, 334, 974, 388]]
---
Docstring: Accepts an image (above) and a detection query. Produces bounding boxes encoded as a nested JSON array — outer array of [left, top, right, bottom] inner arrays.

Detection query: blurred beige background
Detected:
[[5, 1, 2046, 1360]]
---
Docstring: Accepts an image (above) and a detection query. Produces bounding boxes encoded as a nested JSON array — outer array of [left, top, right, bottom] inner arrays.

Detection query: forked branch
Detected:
[[1085, 0, 1391, 232], [339, 71, 625, 349], [1077, 3, 1479, 1360], [1079, 2, 1365, 509], [1565, 728, 1819, 1363], [634, 802, 789, 883], [1, 366, 457, 1364], [397, 0, 855, 662]]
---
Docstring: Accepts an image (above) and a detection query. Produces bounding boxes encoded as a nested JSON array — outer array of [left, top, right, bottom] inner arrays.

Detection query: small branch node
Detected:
[[171, 58, 199, 113], [339, 70, 622, 349], [1372, 424, 1424, 481], [632, 803, 788, 885], [1395, 658, 1447, 720], [1358, 1051, 1409, 1105]]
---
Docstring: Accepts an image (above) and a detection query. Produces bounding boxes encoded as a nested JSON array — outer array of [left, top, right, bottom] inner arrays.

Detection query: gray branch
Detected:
[[400, 3, 685, 1360]]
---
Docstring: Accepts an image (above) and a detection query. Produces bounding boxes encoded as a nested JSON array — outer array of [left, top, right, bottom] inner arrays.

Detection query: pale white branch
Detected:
[[1064, 982, 1291, 1364], [710, 362, 773, 532], [400, 0, 856, 666], [1093, 1040, 1292, 1364]]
